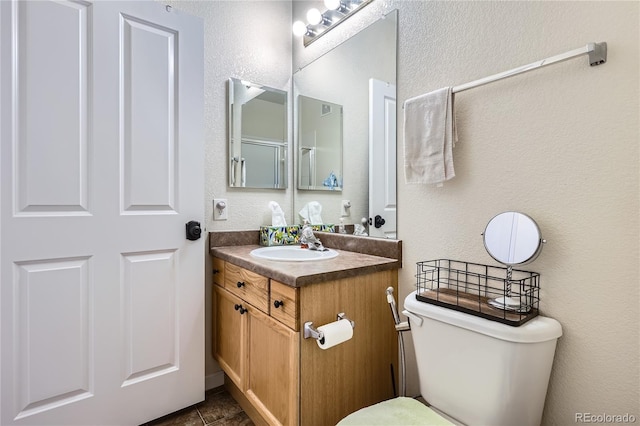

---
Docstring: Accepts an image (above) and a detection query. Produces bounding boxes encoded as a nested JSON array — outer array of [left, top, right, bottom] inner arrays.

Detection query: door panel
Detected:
[[121, 250, 178, 386], [1, 1, 204, 424], [13, 257, 93, 420], [4, 1, 96, 421], [120, 14, 178, 213], [14, 0, 90, 215]]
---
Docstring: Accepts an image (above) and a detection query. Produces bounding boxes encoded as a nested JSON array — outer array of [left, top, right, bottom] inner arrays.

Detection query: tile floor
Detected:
[[142, 386, 254, 426]]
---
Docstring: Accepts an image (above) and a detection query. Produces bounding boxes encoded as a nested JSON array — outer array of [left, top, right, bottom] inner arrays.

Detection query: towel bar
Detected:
[[452, 42, 607, 94], [404, 42, 607, 106]]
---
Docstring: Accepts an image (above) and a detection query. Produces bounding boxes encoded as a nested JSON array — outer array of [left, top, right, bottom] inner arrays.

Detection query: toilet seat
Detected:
[[337, 397, 455, 426]]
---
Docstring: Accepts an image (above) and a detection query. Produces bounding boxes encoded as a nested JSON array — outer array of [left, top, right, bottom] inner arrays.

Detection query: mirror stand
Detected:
[[487, 265, 529, 312], [483, 211, 545, 313]]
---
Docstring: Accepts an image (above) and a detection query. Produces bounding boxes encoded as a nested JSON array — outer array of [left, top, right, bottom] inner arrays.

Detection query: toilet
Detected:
[[339, 290, 562, 426]]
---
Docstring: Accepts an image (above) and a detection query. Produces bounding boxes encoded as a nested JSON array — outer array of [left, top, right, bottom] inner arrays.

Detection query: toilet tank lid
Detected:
[[404, 291, 562, 343]]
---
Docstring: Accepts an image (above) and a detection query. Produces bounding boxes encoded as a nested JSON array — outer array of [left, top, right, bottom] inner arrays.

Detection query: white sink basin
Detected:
[[250, 245, 339, 262]]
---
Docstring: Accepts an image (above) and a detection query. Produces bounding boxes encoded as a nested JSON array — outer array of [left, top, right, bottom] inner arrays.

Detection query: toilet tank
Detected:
[[404, 291, 562, 426]]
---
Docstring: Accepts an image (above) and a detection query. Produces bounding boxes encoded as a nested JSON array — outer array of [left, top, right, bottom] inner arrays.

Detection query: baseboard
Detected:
[[205, 371, 225, 391]]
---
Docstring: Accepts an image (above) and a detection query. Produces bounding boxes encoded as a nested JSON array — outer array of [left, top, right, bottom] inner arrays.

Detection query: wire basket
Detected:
[[415, 259, 540, 326]]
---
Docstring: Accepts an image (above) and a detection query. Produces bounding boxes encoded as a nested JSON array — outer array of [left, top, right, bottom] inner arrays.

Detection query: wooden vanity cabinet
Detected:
[[213, 266, 299, 426], [212, 259, 398, 426]]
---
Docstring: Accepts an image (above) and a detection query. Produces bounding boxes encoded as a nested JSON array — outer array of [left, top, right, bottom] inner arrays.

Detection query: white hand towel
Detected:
[[403, 87, 457, 186]]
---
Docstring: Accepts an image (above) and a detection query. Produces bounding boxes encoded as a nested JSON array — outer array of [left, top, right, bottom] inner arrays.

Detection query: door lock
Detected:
[[185, 221, 201, 241]]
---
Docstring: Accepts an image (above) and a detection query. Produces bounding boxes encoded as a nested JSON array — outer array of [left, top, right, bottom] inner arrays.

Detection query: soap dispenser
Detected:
[[339, 218, 347, 234]]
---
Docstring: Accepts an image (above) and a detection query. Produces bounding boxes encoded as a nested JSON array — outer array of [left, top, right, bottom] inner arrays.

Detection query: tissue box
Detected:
[[311, 224, 335, 233], [259, 224, 335, 246], [260, 226, 300, 246]]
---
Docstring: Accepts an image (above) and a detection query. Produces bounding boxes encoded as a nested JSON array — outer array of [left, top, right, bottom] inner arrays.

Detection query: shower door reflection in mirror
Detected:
[[297, 95, 343, 191], [228, 78, 288, 189]]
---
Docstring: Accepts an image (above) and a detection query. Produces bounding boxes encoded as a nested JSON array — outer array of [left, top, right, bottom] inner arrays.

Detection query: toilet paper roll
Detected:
[[317, 319, 353, 350]]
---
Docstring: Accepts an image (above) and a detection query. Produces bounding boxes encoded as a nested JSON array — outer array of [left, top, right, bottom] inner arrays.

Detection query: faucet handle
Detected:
[[301, 224, 315, 239]]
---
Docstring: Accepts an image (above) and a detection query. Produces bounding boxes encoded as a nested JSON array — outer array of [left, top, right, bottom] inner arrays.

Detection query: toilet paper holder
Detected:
[[304, 313, 355, 344]]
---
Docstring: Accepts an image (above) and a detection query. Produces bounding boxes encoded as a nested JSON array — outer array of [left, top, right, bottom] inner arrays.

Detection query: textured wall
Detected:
[[393, 2, 639, 423], [295, 0, 639, 423], [163, 0, 293, 382], [165, 0, 293, 230], [169, 0, 639, 422]]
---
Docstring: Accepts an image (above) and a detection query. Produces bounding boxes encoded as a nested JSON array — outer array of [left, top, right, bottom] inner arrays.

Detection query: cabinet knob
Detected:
[[234, 304, 247, 314], [212, 269, 219, 274], [236, 281, 245, 288], [274, 300, 284, 309]]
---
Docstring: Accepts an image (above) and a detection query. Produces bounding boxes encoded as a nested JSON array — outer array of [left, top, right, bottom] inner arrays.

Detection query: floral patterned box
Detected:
[[260, 226, 300, 246], [259, 224, 335, 246], [310, 224, 335, 233]]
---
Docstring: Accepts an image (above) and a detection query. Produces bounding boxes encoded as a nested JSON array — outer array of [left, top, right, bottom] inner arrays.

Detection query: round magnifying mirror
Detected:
[[483, 211, 543, 266]]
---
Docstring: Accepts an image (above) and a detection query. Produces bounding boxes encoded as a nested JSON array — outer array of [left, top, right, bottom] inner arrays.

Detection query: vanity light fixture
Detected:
[[325, 0, 346, 12], [293, 0, 373, 47], [306, 8, 324, 26]]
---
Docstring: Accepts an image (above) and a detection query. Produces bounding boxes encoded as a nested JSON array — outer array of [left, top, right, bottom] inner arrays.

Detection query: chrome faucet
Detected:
[[300, 222, 327, 251]]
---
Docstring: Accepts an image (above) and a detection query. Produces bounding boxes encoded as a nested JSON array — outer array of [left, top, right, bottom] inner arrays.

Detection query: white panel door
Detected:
[[0, 1, 204, 425], [369, 79, 397, 239]]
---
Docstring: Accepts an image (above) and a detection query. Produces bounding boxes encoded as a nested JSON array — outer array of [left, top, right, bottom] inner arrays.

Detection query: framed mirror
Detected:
[[228, 78, 288, 189], [483, 211, 544, 266], [293, 10, 397, 236], [297, 95, 343, 191]]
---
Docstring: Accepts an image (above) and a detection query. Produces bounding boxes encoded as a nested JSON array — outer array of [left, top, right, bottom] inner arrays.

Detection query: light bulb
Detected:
[[306, 8, 322, 25], [292, 20, 308, 36], [324, 0, 341, 11]]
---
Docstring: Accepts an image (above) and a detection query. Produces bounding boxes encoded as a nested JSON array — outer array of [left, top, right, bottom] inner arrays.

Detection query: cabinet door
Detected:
[[213, 285, 246, 389], [212, 257, 225, 287], [245, 306, 299, 426]]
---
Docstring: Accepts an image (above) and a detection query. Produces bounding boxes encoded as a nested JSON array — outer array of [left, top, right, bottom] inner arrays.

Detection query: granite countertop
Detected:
[[209, 231, 402, 288]]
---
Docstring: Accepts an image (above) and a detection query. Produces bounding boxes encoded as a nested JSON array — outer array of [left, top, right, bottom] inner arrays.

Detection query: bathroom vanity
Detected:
[[210, 231, 401, 426]]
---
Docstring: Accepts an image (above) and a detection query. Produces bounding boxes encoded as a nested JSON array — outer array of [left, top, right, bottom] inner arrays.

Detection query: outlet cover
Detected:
[[341, 200, 351, 217], [213, 199, 228, 220]]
